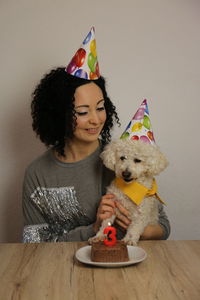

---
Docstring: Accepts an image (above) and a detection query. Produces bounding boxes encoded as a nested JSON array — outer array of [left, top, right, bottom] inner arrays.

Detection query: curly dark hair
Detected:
[[31, 67, 120, 156]]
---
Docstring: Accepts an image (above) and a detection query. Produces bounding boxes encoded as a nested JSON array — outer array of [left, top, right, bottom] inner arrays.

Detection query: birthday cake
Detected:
[[91, 241, 129, 262]]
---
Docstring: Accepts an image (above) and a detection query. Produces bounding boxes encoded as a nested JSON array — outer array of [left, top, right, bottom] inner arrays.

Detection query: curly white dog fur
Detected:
[[89, 139, 168, 245]]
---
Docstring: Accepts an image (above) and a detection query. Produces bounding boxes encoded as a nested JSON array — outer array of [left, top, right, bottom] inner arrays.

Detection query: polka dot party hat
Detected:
[[65, 27, 100, 80], [120, 99, 156, 145]]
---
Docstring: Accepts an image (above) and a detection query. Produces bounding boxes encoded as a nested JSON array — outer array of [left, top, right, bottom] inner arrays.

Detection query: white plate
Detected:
[[75, 245, 147, 267]]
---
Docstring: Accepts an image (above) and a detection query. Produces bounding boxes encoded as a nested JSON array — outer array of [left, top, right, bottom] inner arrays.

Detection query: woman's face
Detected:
[[72, 82, 107, 144]]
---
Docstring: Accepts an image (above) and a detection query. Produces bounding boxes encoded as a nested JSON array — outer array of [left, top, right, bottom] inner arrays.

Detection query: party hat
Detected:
[[120, 99, 156, 144], [65, 27, 100, 80]]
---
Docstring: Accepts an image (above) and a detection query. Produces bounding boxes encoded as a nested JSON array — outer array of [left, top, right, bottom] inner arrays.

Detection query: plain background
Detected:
[[0, 0, 199, 242]]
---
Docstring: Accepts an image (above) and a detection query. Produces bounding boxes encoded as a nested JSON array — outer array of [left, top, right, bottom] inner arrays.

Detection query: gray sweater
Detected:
[[22, 146, 170, 242]]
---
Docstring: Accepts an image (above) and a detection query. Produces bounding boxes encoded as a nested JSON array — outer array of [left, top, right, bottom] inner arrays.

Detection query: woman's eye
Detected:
[[134, 158, 141, 163], [120, 156, 127, 161], [76, 111, 88, 116], [97, 106, 105, 111]]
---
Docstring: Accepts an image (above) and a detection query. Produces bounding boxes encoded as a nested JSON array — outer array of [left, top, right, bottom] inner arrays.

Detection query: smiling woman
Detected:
[[22, 67, 121, 242]]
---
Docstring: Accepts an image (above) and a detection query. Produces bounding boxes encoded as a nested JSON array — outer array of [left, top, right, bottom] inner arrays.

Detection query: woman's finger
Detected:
[[100, 195, 116, 208], [102, 193, 115, 200], [116, 213, 132, 226], [115, 219, 129, 230], [99, 205, 115, 215], [115, 201, 130, 217], [99, 212, 113, 220]]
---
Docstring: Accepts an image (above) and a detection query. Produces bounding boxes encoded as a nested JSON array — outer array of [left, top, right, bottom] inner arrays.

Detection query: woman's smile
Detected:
[[85, 127, 100, 134]]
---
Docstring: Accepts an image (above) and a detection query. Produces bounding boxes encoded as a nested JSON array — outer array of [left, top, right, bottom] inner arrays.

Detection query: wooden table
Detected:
[[0, 240, 199, 300]]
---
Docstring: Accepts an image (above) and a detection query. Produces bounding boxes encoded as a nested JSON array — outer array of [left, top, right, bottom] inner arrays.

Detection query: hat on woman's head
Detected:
[[120, 99, 156, 145], [65, 27, 100, 80]]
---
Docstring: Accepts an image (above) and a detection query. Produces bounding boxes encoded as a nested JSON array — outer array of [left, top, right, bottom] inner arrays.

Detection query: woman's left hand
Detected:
[[140, 224, 164, 240], [114, 202, 164, 239], [114, 201, 132, 231]]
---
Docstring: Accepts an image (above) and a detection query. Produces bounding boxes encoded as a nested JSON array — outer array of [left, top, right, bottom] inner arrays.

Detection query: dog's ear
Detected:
[[146, 146, 169, 176], [100, 141, 118, 171]]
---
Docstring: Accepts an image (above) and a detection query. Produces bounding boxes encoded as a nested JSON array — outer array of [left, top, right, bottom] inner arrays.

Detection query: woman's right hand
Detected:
[[93, 194, 116, 233]]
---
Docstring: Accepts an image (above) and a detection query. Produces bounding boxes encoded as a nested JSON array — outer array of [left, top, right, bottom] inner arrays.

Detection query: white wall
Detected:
[[0, 0, 199, 242]]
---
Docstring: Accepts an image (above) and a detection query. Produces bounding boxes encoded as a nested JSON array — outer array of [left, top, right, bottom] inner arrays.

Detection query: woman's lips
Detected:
[[86, 128, 99, 134]]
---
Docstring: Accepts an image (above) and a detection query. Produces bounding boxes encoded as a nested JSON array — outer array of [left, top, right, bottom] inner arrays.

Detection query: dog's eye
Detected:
[[134, 158, 141, 163], [120, 156, 127, 161]]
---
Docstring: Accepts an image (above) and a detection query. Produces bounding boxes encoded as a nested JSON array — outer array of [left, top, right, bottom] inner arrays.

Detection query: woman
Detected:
[[22, 67, 170, 243]]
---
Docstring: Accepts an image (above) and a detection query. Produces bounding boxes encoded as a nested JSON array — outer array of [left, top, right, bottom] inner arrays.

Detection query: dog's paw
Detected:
[[122, 237, 138, 246], [88, 235, 104, 244]]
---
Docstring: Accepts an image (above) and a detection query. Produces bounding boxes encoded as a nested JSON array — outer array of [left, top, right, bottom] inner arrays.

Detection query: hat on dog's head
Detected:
[[65, 27, 100, 80], [120, 99, 156, 145]]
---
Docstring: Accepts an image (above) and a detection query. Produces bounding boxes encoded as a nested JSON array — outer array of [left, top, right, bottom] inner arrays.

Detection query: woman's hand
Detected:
[[93, 195, 164, 239], [93, 194, 116, 233], [93, 195, 132, 233], [140, 224, 164, 240], [114, 205, 164, 239], [114, 201, 132, 231]]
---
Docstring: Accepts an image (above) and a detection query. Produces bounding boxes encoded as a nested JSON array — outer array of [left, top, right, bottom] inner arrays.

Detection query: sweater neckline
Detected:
[[49, 145, 102, 168]]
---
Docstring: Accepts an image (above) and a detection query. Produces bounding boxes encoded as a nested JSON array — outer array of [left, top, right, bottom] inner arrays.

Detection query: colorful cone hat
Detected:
[[65, 27, 100, 80], [120, 99, 156, 144]]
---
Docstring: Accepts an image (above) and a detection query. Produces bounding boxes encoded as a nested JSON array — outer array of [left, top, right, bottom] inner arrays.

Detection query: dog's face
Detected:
[[100, 139, 168, 182]]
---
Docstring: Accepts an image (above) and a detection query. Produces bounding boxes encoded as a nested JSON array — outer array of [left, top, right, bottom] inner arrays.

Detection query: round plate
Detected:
[[75, 245, 147, 267]]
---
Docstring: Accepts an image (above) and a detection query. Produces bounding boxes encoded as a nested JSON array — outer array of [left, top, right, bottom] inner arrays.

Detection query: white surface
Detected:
[[75, 245, 147, 267]]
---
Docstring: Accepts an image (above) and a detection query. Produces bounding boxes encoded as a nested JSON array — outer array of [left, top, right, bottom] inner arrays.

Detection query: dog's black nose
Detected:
[[122, 170, 131, 179]]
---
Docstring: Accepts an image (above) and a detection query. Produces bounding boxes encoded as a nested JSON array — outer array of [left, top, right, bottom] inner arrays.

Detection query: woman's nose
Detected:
[[89, 111, 99, 124]]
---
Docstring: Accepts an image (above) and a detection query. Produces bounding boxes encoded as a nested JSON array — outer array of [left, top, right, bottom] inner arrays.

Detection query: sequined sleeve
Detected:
[[22, 223, 96, 243], [22, 174, 96, 243]]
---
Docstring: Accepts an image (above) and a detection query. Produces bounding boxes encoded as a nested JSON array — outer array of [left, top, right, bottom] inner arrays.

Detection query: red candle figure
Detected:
[[103, 222, 116, 246]]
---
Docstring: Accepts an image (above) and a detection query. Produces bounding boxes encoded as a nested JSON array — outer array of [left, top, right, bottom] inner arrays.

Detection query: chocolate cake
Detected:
[[91, 241, 129, 262]]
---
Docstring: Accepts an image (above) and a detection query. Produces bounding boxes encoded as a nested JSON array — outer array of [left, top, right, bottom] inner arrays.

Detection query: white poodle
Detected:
[[90, 139, 168, 245]]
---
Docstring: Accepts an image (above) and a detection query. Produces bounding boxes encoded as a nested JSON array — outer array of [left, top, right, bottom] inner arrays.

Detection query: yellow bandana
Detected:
[[114, 178, 165, 206]]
